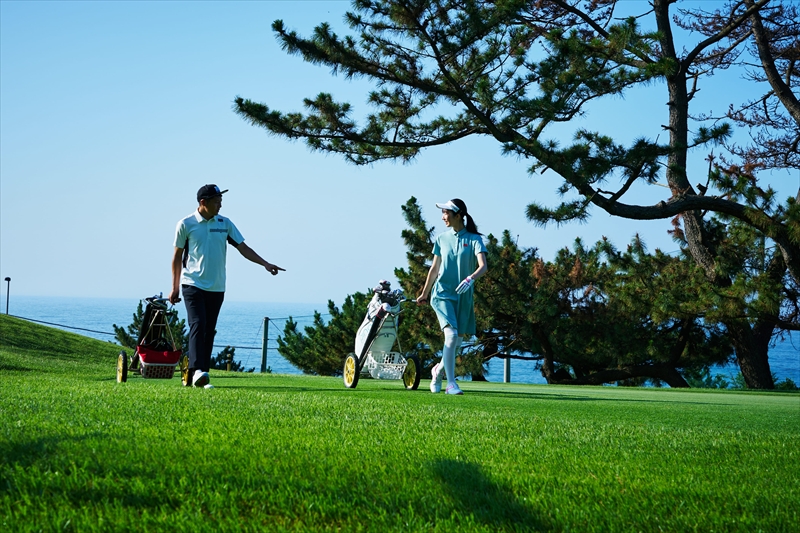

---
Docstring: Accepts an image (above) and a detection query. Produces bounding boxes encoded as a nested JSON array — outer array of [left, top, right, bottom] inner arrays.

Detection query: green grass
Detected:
[[1, 314, 798, 532]]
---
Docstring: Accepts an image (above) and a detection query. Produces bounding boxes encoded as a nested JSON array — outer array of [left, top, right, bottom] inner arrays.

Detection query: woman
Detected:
[[416, 199, 488, 395]]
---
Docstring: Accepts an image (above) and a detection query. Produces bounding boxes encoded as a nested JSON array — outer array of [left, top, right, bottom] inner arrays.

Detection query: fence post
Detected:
[[503, 357, 511, 383], [4, 277, 10, 314], [260, 317, 270, 373]]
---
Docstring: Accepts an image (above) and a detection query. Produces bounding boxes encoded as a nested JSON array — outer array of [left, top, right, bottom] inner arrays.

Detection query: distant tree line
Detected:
[[278, 197, 797, 389]]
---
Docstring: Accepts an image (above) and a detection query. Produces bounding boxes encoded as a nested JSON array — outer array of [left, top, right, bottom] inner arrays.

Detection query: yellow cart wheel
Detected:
[[180, 354, 190, 387], [116, 351, 128, 383], [343, 353, 360, 389], [402, 355, 421, 390]]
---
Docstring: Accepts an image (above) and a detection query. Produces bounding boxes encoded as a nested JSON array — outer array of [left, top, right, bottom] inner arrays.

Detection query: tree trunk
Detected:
[[538, 333, 556, 383], [729, 254, 787, 390], [654, 0, 776, 390], [726, 320, 775, 389], [745, 0, 800, 124]]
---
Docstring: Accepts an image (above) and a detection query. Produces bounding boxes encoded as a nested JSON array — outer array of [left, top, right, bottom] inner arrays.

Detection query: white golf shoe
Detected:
[[192, 370, 210, 388], [445, 382, 463, 395], [430, 362, 444, 393]]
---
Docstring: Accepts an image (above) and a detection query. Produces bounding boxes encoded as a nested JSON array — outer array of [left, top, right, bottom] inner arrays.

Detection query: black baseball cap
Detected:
[[197, 184, 228, 201]]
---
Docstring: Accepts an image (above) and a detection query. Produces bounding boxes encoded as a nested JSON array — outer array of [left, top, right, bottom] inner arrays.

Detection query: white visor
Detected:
[[436, 200, 460, 213]]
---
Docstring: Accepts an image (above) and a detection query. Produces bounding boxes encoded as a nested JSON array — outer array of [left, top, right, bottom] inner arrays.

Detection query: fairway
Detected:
[[1, 315, 798, 532]]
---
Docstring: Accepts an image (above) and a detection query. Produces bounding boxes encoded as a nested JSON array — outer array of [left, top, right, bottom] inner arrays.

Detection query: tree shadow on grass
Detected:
[[469, 389, 732, 405], [431, 458, 551, 532], [2, 432, 183, 512], [219, 385, 345, 393], [0, 363, 34, 372], [1, 432, 103, 471]]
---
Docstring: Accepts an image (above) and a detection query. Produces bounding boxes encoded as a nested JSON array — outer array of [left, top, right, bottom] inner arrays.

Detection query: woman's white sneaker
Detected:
[[445, 383, 463, 395], [430, 362, 444, 393]]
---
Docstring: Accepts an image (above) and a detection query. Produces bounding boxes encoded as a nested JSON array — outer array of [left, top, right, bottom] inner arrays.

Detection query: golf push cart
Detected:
[[343, 280, 421, 390], [116, 294, 190, 386]]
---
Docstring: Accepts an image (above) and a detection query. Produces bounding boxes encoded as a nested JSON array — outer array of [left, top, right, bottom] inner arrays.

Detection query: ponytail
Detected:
[[464, 214, 481, 235], [451, 198, 482, 235]]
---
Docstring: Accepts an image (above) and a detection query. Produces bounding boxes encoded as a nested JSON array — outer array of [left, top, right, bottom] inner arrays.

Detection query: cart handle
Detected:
[[143, 294, 177, 309]]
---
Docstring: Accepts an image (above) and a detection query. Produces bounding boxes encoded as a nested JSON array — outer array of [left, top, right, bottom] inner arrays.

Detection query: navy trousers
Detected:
[[182, 285, 225, 373]]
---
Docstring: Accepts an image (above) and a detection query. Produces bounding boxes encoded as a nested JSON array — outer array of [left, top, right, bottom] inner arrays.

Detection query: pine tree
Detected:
[[235, 0, 799, 388], [277, 293, 373, 376], [278, 197, 746, 386], [211, 346, 254, 372]]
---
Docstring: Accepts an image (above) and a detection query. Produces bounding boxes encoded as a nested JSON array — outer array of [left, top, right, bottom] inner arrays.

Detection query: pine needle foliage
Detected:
[[277, 292, 373, 376], [236, 0, 800, 388], [276, 198, 787, 387]]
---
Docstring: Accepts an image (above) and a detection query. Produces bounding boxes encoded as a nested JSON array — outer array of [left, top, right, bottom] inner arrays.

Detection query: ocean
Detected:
[[3, 295, 798, 386]]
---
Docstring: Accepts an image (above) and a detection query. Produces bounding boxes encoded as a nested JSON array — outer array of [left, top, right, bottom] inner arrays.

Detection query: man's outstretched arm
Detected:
[[235, 242, 285, 275]]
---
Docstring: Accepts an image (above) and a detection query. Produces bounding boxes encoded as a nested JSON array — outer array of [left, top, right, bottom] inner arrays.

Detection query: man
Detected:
[[170, 184, 284, 388]]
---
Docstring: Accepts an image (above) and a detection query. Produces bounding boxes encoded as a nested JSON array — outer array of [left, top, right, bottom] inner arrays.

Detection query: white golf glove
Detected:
[[455, 276, 474, 294]]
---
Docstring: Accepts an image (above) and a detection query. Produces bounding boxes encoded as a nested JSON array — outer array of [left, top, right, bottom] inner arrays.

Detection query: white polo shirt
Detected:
[[174, 211, 244, 292]]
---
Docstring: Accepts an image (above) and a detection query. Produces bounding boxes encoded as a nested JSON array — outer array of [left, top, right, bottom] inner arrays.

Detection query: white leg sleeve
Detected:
[[443, 326, 459, 385]]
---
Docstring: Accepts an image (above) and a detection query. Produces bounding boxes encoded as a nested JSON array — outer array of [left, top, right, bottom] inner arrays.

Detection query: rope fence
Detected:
[[6, 313, 331, 354], [8, 315, 117, 336]]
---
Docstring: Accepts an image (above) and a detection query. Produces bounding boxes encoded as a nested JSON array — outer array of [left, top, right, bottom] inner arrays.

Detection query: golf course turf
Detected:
[[1, 314, 798, 532]]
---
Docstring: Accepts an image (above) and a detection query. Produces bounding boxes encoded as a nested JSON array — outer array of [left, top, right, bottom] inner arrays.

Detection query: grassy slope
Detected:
[[1, 314, 798, 532]]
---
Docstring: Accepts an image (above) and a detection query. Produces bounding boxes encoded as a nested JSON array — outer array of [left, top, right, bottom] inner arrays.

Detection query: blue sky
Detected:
[[1, 1, 797, 305]]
